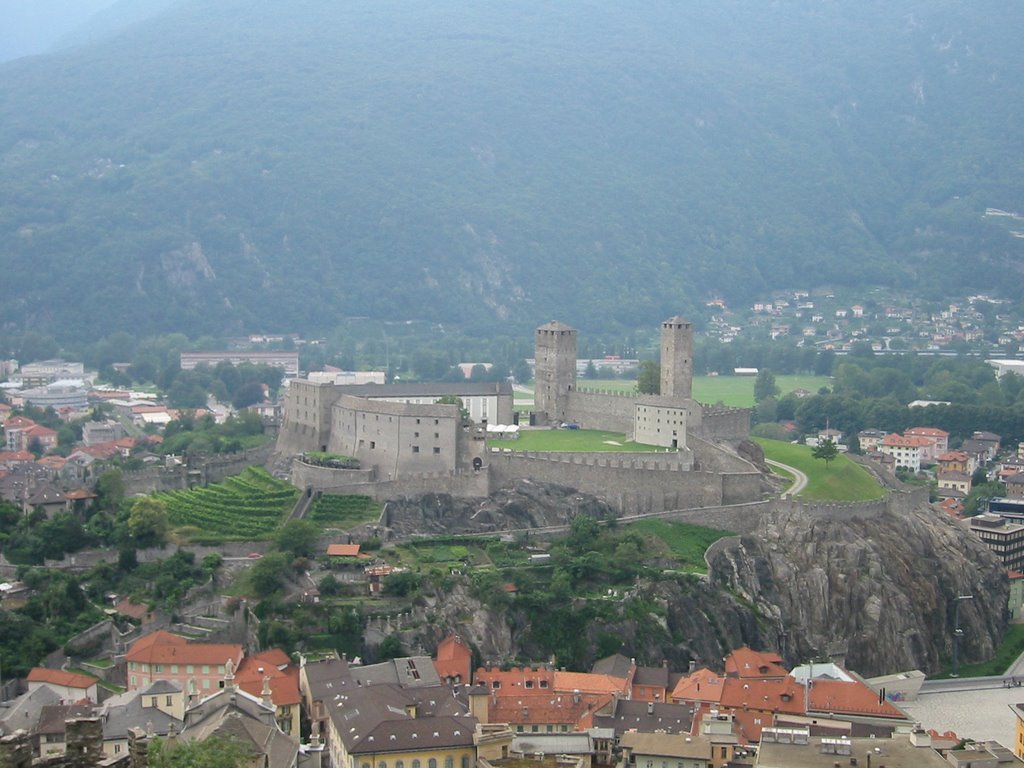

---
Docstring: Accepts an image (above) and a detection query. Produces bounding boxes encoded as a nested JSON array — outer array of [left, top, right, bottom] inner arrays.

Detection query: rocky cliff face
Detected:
[[382, 480, 617, 538], [375, 483, 1006, 678], [708, 504, 1007, 676]]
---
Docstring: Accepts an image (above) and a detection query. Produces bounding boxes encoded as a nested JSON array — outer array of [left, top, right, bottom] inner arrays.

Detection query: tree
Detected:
[[274, 520, 320, 560], [754, 369, 779, 401], [127, 497, 170, 548], [250, 552, 291, 597], [150, 737, 251, 768], [377, 633, 406, 662], [811, 437, 839, 468], [637, 360, 660, 394]]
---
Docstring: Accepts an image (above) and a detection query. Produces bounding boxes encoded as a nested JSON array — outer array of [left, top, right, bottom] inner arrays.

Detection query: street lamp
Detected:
[[951, 594, 974, 678]]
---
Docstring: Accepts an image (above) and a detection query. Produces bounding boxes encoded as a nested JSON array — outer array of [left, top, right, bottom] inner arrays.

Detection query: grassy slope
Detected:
[[754, 438, 885, 501], [487, 429, 663, 452]]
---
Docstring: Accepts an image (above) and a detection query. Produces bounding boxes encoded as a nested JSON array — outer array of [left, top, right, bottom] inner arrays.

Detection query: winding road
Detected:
[[765, 458, 808, 496]]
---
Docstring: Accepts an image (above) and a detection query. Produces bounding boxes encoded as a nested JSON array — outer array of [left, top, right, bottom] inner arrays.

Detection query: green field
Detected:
[[573, 375, 830, 407], [157, 466, 300, 540], [754, 438, 885, 501], [934, 624, 1024, 679], [627, 519, 733, 574], [488, 429, 664, 452], [307, 494, 381, 527]]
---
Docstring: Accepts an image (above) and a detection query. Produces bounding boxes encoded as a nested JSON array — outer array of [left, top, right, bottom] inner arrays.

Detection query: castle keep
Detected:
[[276, 317, 760, 515]]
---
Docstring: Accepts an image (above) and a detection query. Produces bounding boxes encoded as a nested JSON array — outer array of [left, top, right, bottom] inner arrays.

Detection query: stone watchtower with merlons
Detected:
[[534, 321, 578, 424], [660, 316, 694, 399]]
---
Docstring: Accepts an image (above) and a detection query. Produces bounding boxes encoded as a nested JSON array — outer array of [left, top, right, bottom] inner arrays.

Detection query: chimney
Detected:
[[688, 660, 696, 674]]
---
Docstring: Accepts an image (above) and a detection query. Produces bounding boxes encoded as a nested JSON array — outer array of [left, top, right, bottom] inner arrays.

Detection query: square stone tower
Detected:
[[534, 321, 577, 424], [660, 316, 693, 399]]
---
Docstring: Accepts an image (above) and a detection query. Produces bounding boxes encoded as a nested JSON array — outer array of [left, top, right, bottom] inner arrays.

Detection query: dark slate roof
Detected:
[[101, 691, 180, 740], [591, 654, 633, 679], [592, 699, 695, 737], [633, 666, 670, 688]]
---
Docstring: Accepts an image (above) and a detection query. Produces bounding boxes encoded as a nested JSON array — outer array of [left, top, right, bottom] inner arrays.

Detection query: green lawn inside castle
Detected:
[[487, 428, 663, 452]]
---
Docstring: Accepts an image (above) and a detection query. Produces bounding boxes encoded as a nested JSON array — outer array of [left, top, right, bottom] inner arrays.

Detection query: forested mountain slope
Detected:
[[2, 0, 1022, 339]]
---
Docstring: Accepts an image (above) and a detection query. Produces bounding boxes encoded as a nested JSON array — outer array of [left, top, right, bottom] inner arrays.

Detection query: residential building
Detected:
[[755, 728, 948, 768], [124, 630, 244, 694], [81, 421, 125, 447], [937, 451, 975, 476], [17, 360, 85, 388], [433, 634, 473, 686], [322, 682, 477, 768], [26, 668, 99, 703], [904, 427, 949, 464], [167, 662, 313, 768], [936, 471, 971, 497], [619, 731, 713, 768], [235, 648, 303, 736], [971, 514, 1024, 571], [593, 699, 695, 737], [880, 434, 931, 473], [724, 647, 788, 680], [180, 350, 300, 376], [1008, 474, 1024, 501], [99, 682, 183, 760]]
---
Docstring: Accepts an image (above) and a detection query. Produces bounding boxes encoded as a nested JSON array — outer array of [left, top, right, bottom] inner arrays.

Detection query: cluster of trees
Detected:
[[752, 355, 1024, 446], [160, 411, 267, 455]]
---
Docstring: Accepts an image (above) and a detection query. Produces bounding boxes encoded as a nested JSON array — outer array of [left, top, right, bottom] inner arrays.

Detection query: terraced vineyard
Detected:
[[306, 494, 381, 527], [157, 467, 300, 540]]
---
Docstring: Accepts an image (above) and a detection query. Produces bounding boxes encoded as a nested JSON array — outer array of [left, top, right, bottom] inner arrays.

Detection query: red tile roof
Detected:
[[327, 543, 362, 557], [553, 671, 630, 697], [487, 691, 613, 729], [724, 647, 788, 679], [806, 679, 908, 720], [27, 668, 98, 690], [126, 630, 243, 667], [670, 667, 724, 704], [434, 634, 473, 683], [235, 651, 301, 706], [719, 677, 805, 715]]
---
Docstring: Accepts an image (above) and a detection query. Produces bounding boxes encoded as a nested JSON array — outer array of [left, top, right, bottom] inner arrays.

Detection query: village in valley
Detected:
[[3, 315, 1024, 767]]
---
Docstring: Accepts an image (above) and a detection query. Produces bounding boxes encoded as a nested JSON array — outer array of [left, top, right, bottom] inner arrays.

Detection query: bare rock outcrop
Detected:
[[708, 503, 1006, 676]]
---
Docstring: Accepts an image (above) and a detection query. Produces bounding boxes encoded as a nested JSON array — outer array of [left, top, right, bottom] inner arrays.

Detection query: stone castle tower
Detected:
[[659, 316, 693, 399], [534, 321, 577, 424]]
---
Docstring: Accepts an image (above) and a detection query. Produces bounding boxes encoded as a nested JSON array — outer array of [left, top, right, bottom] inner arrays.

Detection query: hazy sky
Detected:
[[0, 0, 119, 62]]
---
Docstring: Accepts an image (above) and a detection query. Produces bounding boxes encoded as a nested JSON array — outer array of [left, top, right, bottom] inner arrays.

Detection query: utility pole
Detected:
[[952, 594, 974, 678]]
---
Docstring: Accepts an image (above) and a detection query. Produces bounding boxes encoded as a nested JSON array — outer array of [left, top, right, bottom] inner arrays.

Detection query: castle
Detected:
[[276, 318, 764, 515]]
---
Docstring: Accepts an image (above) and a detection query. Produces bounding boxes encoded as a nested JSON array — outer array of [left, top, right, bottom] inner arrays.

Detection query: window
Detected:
[[429, 759, 437, 768], [171, 665, 178, 674], [370, 441, 376, 449], [397, 762, 404, 768], [445, 758, 453, 768], [166, 696, 173, 706], [412, 446, 420, 453], [130, 676, 136, 687], [413, 760, 421, 768], [492, 681, 501, 689], [203, 680, 210, 689], [433, 447, 441, 454], [414, 432, 419, 438], [539, 680, 548, 689], [531, 725, 539, 733], [462, 758, 470, 768], [202, 665, 210, 674], [434, 432, 439, 439], [546, 725, 553, 733], [525, 681, 533, 689]]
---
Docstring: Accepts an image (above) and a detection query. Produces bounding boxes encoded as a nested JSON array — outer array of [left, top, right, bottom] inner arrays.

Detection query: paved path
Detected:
[[765, 459, 808, 496]]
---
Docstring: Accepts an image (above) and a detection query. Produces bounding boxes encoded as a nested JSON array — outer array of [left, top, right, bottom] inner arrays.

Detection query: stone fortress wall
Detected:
[[277, 315, 766, 516]]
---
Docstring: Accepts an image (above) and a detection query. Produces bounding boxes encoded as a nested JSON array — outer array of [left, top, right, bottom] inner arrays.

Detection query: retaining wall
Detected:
[[487, 450, 760, 515]]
